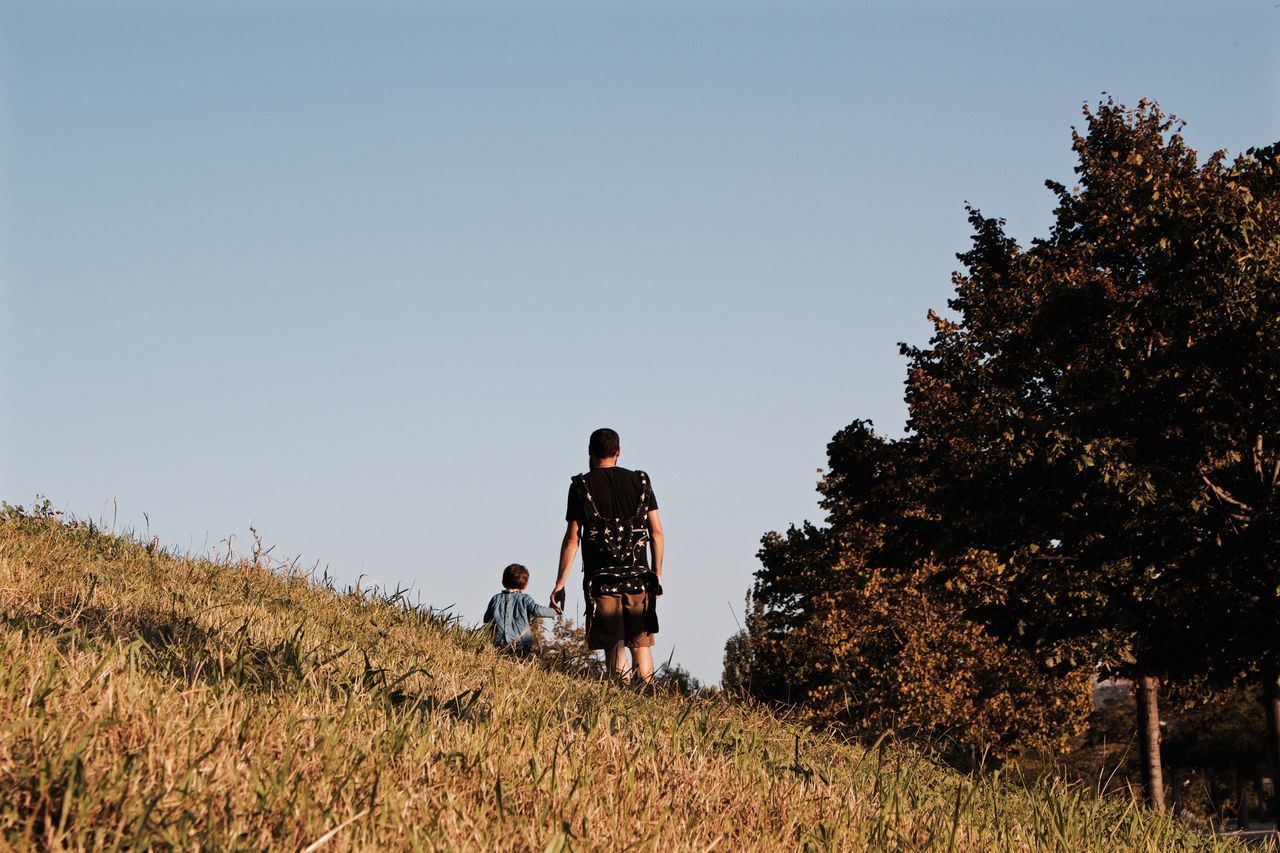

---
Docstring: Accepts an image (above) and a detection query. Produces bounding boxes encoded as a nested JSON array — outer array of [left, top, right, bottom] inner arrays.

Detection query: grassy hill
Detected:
[[0, 505, 1242, 850]]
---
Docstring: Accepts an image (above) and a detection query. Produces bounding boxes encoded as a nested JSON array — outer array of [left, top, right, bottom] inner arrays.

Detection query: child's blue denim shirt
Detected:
[[484, 589, 558, 649]]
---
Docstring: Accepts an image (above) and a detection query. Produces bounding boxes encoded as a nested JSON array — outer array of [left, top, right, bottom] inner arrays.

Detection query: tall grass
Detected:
[[0, 506, 1247, 850]]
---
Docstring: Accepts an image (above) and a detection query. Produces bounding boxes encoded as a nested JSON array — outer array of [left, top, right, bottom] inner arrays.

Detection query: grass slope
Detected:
[[0, 509, 1241, 851]]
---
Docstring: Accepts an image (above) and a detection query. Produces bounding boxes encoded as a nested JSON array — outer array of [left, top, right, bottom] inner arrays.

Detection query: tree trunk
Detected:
[[1263, 660, 1280, 830], [1236, 767, 1250, 829], [1134, 673, 1165, 813]]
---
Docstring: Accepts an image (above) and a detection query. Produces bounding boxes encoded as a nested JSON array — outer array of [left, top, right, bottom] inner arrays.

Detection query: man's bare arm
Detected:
[[551, 520, 580, 612], [648, 508, 664, 585]]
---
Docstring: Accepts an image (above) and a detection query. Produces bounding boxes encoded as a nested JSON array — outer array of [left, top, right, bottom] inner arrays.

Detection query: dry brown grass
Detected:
[[0, 506, 1245, 850]]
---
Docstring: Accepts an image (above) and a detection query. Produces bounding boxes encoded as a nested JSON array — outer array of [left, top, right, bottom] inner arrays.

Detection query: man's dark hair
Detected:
[[589, 428, 621, 459], [502, 563, 530, 590]]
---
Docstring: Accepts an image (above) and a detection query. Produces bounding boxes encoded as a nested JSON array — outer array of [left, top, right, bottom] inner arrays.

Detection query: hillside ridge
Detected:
[[0, 505, 1237, 850]]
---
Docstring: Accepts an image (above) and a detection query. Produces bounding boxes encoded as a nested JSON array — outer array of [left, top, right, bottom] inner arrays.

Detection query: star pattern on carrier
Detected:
[[575, 470, 659, 597]]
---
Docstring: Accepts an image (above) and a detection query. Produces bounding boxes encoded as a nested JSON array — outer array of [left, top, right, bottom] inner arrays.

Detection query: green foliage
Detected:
[[1164, 687, 1270, 776], [901, 100, 1280, 684], [739, 99, 1280, 776], [721, 625, 753, 696], [744, 423, 1092, 761], [1044, 685, 1274, 821], [652, 663, 703, 696]]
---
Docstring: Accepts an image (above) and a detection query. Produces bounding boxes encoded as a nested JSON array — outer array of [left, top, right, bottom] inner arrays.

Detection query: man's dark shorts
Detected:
[[586, 590, 657, 650]]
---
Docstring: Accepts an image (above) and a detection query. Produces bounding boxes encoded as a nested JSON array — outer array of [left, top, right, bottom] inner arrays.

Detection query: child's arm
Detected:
[[525, 595, 559, 620], [483, 596, 496, 624]]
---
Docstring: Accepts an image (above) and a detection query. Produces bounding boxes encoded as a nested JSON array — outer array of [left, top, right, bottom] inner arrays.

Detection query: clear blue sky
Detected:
[[3, 1, 1276, 684]]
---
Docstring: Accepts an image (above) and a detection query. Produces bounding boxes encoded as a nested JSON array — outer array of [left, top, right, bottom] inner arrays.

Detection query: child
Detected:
[[483, 563, 559, 653]]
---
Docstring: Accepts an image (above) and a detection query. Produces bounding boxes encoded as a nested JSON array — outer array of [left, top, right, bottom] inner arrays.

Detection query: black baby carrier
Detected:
[[573, 470, 662, 597]]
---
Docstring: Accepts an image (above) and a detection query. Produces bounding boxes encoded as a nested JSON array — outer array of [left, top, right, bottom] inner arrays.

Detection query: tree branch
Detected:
[[1202, 475, 1254, 516]]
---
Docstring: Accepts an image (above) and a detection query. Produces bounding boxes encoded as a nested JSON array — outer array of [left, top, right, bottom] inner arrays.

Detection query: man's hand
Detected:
[[648, 508, 664, 596], [553, 520, 580, 615]]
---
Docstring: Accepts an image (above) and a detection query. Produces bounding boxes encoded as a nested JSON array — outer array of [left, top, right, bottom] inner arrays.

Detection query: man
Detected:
[[550, 428, 665, 681]]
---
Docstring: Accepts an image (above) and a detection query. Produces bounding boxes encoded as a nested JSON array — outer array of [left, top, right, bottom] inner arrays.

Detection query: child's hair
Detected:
[[502, 563, 530, 590]]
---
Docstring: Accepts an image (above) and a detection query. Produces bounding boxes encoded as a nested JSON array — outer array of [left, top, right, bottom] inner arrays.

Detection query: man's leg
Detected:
[[608, 640, 630, 678], [590, 594, 629, 677], [630, 645, 655, 683]]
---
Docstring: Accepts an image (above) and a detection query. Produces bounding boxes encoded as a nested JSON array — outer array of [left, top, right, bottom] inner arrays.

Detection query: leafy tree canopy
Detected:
[[736, 100, 1280, 763]]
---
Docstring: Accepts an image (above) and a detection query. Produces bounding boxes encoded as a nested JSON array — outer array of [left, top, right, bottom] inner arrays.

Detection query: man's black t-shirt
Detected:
[[565, 466, 659, 575]]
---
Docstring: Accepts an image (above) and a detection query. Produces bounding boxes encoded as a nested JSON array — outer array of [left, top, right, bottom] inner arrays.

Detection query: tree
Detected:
[[1190, 139, 1280, 825], [742, 100, 1280, 810], [899, 100, 1280, 812], [744, 422, 1092, 762], [1163, 687, 1273, 826], [654, 663, 703, 695], [720, 616, 754, 696]]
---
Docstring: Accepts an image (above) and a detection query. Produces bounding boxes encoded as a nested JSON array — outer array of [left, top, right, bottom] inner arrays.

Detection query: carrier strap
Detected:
[[573, 470, 651, 522], [573, 469, 653, 579]]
